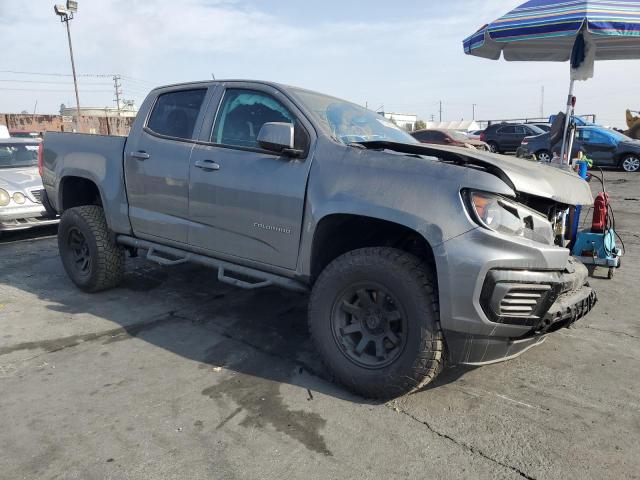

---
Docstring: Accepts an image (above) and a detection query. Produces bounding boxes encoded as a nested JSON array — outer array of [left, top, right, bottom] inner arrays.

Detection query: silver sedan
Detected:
[[0, 138, 58, 233]]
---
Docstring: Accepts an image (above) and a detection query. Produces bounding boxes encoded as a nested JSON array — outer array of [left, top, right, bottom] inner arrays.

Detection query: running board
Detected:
[[116, 235, 308, 293]]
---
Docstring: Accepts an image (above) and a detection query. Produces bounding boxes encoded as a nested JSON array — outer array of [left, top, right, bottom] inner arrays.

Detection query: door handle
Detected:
[[130, 151, 150, 160], [194, 159, 220, 171]]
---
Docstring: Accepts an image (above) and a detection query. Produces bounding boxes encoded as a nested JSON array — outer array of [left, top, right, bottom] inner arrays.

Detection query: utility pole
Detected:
[[540, 86, 545, 119], [439, 101, 443, 122], [472, 103, 476, 120], [54, 1, 81, 129], [113, 75, 123, 114]]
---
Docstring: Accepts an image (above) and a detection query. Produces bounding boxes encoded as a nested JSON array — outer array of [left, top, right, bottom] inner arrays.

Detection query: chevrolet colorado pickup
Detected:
[[42, 80, 597, 398]]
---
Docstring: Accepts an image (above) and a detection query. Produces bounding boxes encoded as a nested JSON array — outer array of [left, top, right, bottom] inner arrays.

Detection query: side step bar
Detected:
[[116, 235, 308, 293]]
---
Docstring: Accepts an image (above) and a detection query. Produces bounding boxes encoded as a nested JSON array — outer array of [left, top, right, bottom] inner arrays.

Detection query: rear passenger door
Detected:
[[496, 126, 516, 150], [125, 86, 213, 244]]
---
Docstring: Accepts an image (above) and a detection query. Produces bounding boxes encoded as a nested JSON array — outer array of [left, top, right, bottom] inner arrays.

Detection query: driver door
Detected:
[[578, 129, 617, 166], [187, 84, 314, 270]]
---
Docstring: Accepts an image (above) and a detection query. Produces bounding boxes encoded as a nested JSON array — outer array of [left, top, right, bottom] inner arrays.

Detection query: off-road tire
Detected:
[[58, 205, 124, 293], [308, 247, 444, 399]]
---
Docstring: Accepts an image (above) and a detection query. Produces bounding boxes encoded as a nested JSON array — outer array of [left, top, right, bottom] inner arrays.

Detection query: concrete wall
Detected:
[[0, 113, 135, 136]]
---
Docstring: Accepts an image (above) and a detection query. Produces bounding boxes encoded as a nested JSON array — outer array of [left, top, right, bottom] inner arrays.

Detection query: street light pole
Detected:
[[64, 17, 81, 121], [55, 2, 80, 130]]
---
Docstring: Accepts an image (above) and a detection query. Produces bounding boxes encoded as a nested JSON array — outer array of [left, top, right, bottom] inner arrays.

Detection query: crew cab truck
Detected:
[[42, 80, 597, 399]]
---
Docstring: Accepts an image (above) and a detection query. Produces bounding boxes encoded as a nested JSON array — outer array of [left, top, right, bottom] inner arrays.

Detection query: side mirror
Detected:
[[257, 122, 300, 156]]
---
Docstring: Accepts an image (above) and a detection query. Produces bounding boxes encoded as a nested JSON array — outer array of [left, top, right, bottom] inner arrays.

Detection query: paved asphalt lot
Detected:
[[1, 171, 639, 480]]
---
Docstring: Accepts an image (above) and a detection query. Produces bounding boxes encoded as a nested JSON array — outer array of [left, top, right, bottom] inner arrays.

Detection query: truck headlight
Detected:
[[13, 192, 26, 204], [466, 191, 554, 245], [0, 189, 9, 207]]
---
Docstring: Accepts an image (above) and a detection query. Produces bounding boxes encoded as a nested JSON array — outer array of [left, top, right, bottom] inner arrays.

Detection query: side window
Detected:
[[589, 131, 608, 144], [413, 131, 428, 141], [147, 89, 207, 140], [419, 131, 435, 141], [212, 89, 297, 150], [498, 126, 515, 135], [515, 126, 527, 135], [579, 129, 592, 142]]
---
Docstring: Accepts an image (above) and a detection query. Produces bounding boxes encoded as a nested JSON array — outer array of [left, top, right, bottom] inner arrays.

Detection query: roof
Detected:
[[0, 137, 42, 145], [425, 120, 480, 132]]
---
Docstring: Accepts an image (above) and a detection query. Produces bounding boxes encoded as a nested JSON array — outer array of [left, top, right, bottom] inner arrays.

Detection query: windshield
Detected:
[[0, 142, 39, 169], [289, 88, 418, 145]]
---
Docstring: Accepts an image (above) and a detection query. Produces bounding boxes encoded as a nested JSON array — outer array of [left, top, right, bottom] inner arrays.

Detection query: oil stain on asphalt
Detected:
[[200, 342, 332, 457]]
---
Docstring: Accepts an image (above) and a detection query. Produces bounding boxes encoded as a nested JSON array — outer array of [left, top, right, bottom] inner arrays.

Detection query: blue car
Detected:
[[518, 126, 640, 172]]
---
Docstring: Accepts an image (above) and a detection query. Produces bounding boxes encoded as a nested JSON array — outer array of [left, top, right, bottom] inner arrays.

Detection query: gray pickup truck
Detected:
[[42, 80, 597, 398]]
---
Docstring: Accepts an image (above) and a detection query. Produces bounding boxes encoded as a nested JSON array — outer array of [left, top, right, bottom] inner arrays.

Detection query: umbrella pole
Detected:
[[560, 78, 575, 166]]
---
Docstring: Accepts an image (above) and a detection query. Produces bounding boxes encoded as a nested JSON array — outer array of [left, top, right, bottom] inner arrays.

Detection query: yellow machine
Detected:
[[625, 109, 640, 139]]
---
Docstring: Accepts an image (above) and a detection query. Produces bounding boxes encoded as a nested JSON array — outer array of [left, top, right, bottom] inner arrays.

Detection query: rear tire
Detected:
[[536, 150, 552, 163], [488, 141, 499, 153], [620, 155, 640, 172], [58, 205, 124, 293], [308, 247, 444, 399]]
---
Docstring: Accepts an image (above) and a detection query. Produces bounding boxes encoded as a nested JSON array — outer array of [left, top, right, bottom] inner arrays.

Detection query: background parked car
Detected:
[[481, 123, 545, 153], [517, 126, 640, 172], [411, 128, 489, 150], [9, 130, 42, 139], [0, 138, 58, 234], [467, 129, 485, 140]]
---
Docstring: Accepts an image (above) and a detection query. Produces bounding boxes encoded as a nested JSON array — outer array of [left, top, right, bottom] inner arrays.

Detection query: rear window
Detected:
[[147, 89, 207, 140], [0, 142, 39, 169]]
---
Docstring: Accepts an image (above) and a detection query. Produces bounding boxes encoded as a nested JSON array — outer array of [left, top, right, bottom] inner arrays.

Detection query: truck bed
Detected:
[[42, 132, 131, 234]]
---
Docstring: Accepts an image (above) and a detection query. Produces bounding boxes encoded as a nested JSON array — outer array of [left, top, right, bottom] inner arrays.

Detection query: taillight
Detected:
[[38, 143, 44, 177], [480, 132, 486, 142], [521, 138, 529, 145]]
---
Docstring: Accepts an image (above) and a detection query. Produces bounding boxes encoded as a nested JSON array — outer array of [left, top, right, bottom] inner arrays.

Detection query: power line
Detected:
[[120, 75, 155, 85], [0, 70, 112, 78], [0, 87, 113, 93], [0, 79, 111, 85]]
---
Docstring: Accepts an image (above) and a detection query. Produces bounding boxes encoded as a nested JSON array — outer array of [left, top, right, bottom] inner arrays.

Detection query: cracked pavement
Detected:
[[1, 172, 639, 480]]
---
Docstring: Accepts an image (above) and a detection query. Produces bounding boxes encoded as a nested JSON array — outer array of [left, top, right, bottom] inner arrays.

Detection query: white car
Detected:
[[0, 138, 58, 234]]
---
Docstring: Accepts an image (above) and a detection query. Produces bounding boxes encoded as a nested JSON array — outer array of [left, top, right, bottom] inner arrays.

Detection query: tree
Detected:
[[415, 120, 427, 131], [59, 104, 66, 115]]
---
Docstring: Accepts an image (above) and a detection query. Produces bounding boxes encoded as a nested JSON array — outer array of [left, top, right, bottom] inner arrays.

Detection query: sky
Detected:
[[0, 0, 637, 127]]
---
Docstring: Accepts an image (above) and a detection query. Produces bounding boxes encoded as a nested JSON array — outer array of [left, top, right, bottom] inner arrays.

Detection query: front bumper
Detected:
[[446, 284, 596, 366], [435, 228, 597, 365], [0, 205, 59, 231]]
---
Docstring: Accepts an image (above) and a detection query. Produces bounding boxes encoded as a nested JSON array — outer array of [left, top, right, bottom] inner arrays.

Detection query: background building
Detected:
[[380, 112, 418, 131]]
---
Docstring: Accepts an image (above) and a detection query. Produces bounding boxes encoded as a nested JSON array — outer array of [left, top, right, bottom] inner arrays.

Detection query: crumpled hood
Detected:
[[0, 166, 44, 193], [448, 146, 594, 206], [358, 141, 594, 206]]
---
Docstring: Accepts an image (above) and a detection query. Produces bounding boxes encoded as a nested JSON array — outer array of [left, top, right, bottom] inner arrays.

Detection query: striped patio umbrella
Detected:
[[463, 0, 640, 164], [464, 0, 640, 63]]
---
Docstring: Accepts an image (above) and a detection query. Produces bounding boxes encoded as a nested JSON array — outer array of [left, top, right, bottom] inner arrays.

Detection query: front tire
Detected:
[[58, 205, 124, 293], [308, 248, 444, 399], [620, 155, 640, 172]]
